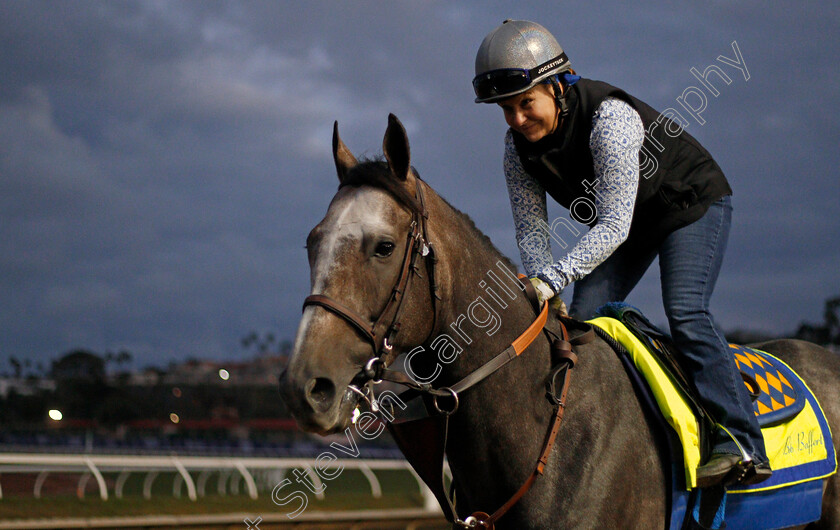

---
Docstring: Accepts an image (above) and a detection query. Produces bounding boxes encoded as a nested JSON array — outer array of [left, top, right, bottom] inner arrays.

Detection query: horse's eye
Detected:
[[374, 241, 395, 257]]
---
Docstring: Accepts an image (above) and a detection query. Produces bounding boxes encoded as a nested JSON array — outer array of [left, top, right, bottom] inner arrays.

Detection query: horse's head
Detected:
[[279, 115, 437, 434]]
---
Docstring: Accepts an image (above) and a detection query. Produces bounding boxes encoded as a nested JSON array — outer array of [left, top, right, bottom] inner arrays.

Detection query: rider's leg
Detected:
[[569, 238, 657, 320], [658, 196, 769, 484]]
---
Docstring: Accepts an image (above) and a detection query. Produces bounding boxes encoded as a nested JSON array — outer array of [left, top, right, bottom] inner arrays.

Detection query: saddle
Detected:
[[595, 302, 810, 444], [591, 302, 836, 530]]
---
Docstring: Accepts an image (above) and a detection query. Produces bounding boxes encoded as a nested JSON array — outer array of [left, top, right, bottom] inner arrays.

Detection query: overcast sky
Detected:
[[1, 1, 838, 369]]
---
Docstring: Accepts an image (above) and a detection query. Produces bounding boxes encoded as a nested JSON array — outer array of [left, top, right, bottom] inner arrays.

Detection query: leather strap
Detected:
[[378, 301, 559, 528], [470, 344, 577, 529], [303, 294, 377, 345], [452, 302, 549, 395], [379, 295, 596, 528], [561, 315, 597, 347], [375, 301, 551, 399], [741, 371, 761, 402], [512, 301, 550, 355], [518, 273, 542, 315]]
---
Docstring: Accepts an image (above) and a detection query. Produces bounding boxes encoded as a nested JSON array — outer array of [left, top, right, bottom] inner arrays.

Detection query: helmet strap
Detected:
[[550, 77, 570, 119]]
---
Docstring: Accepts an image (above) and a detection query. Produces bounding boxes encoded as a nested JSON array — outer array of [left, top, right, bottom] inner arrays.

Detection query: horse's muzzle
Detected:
[[278, 369, 354, 434], [305, 377, 337, 414]]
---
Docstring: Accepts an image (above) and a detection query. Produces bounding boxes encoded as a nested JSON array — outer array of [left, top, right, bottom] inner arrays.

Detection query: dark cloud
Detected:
[[1, 1, 838, 368]]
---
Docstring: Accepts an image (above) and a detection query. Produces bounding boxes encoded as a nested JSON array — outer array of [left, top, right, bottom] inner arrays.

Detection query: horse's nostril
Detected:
[[306, 377, 336, 413]]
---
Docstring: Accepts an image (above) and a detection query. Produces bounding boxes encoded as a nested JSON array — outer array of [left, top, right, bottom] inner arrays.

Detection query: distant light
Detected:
[[170, 413, 180, 424], [48, 409, 63, 421], [172, 387, 182, 398], [218, 369, 230, 381]]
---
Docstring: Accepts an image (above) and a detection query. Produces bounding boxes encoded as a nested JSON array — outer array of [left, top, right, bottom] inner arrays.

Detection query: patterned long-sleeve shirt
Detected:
[[504, 97, 645, 293]]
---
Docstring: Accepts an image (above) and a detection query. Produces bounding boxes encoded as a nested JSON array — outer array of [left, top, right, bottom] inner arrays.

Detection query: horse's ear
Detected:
[[332, 121, 358, 183], [383, 114, 410, 181]]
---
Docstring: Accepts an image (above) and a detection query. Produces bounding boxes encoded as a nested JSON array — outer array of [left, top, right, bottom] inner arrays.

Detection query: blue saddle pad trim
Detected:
[[725, 479, 823, 529]]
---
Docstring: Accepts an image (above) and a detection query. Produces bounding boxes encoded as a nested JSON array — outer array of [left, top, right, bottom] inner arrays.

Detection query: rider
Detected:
[[472, 19, 770, 488]]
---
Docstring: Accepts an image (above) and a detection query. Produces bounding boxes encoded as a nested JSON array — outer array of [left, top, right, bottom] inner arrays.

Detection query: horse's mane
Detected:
[[340, 158, 423, 214], [339, 158, 518, 273]]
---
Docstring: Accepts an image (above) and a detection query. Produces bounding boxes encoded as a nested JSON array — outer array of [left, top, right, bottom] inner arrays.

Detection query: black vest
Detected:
[[513, 78, 732, 246]]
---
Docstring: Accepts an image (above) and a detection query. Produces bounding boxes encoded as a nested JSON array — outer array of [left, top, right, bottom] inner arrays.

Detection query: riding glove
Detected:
[[529, 277, 568, 315]]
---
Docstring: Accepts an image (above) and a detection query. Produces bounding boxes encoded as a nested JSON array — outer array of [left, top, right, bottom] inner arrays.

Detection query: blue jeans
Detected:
[[570, 196, 767, 463]]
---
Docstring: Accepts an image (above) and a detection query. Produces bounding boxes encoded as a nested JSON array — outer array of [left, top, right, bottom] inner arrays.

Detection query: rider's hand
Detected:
[[550, 296, 569, 316], [529, 278, 568, 315]]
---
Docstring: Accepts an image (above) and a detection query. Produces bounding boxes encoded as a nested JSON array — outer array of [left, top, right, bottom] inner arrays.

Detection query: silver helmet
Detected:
[[473, 20, 571, 104]]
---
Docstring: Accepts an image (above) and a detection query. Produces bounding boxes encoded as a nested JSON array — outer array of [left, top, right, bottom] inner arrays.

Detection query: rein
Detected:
[[301, 176, 595, 528], [382, 296, 594, 529]]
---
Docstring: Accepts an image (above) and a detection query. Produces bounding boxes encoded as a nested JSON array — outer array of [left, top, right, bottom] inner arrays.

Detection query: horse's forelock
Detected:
[[337, 158, 519, 274], [338, 159, 422, 215]]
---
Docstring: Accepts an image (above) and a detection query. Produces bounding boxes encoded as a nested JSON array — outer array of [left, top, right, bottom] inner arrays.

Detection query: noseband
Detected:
[[302, 177, 440, 372]]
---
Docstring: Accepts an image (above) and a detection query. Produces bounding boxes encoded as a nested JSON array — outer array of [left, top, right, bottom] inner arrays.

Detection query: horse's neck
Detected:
[[426, 190, 546, 379], [426, 188, 559, 496]]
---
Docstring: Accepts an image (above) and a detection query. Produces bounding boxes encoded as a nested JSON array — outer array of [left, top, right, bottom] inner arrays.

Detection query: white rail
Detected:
[[0, 452, 445, 510]]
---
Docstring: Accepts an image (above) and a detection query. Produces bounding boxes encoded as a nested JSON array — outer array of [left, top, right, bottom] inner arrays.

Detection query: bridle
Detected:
[[299, 174, 593, 529], [302, 175, 440, 378]]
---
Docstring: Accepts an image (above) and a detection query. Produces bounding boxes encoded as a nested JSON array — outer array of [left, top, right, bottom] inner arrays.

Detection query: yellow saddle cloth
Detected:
[[588, 317, 837, 492]]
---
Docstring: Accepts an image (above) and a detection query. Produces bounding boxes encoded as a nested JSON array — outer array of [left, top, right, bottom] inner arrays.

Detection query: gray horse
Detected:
[[279, 115, 840, 528]]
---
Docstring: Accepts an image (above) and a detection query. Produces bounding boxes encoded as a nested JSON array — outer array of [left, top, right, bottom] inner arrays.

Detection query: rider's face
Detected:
[[498, 84, 560, 143]]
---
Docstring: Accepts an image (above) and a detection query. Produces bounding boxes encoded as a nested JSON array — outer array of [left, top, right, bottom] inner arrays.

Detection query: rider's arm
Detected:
[[503, 130, 554, 278], [537, 97, 644, 293]]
